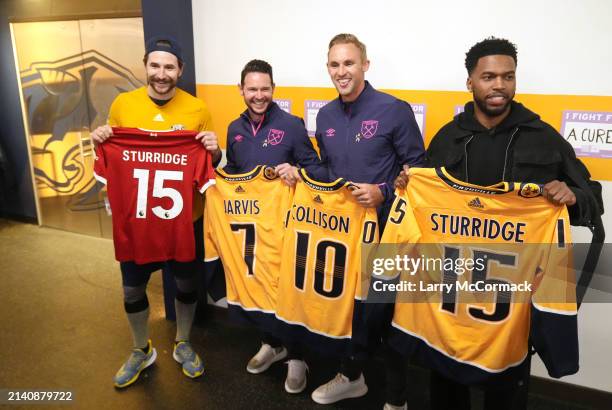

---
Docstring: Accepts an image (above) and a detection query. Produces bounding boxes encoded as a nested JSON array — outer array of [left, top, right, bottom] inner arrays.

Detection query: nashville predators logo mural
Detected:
[[20, 50, 144, 211]]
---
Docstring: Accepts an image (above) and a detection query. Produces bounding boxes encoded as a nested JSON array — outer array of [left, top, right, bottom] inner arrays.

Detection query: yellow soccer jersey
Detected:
[[275, 169, 378, 353], [204, 166, 293, 326], [107, 86, 214, 219], [379, 167, 577, 383], [108, 87, 212, 132]]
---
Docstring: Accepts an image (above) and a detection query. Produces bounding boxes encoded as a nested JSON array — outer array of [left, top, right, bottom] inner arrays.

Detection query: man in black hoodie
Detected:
[[387, 37, 603, 410], [425, 39, 601, 225]]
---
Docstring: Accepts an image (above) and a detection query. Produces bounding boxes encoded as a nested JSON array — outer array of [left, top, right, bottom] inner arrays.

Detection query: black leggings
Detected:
[[430, 366, 529, 410], [385, 346, 531, 410], [121, 260, 197, 313]]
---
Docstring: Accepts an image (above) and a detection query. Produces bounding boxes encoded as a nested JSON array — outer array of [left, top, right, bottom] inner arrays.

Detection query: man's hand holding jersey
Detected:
[[394, 164, 411, 189], [91, 125, 113, 145], [351, 183, 384, 208], [274, 163, 301, 187], [543, 180, 576, 206], [196, 131, 222, 164]]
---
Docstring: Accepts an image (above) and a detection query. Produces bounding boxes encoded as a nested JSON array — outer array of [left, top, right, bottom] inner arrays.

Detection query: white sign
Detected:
[[304, 100, 329, 136], [410, 103, 426, 137], [274, 99, 291, 113], [561, 110, 612, 158]]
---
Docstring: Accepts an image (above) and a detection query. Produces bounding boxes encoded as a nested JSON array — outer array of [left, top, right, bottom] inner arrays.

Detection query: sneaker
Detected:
[[311, 373, 368, 404], [246, 343, 287, 374], [113, 340, 157, 388], [285, 360, 308, 394], [173, 341, 204, 378], [383, 402, 408, 410]]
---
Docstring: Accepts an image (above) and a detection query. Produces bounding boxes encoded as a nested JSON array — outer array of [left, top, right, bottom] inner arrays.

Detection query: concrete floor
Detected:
[[0, 219, 607, 409]]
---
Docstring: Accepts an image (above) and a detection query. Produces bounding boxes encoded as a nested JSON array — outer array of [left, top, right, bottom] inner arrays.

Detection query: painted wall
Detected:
[[192, 0, 612, 393], [0, 0, 142, 221]]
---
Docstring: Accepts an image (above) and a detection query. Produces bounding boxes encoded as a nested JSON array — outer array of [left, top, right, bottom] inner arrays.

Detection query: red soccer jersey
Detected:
[[94, 127, 215, 263]]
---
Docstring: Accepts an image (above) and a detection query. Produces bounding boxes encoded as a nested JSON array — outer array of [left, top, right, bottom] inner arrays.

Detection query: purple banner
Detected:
[[562, 111, 612, 125]]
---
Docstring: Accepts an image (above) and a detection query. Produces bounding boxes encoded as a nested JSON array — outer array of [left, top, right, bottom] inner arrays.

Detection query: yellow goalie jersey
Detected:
[[379, 167, 577, 384], [275, 169, 378, 355], [204, 166, 292, 331]]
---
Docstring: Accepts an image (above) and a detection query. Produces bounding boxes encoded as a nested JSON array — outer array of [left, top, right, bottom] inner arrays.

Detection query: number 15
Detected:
[[133, 168, 184, 219]]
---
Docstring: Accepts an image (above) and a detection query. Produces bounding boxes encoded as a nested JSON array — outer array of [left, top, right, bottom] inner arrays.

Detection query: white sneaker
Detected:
[[285, 360, 308, 394], [383, 402, 407, 410], [246, 343, 287, 374], [311, 373, 368, 404]]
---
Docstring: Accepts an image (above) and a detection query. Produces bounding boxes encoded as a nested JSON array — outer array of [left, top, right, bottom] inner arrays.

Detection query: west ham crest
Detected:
[[360, 120, 379, 139], [267, 129, 285, 145]]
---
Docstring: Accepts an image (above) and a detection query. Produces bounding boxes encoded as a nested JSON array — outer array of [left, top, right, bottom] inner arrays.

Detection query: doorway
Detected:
[[11, 17, 146, 237]]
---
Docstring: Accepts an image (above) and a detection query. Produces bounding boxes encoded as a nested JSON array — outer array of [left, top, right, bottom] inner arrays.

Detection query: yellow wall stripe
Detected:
[[197, 84, 612, 180]]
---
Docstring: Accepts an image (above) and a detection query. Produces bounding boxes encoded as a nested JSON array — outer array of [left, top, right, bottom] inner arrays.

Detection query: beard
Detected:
[[473, 93, 513, 117], [147, 76, 177, 95]]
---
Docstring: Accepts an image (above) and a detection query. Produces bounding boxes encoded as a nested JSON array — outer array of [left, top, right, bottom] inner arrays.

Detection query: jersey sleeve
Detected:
[[364, 189, 423, 301], [194, 150, 216, 193], [93, 143, 108, 185], [204, 202, 219, 262], [356, 208, 379, 301], [203, 197, 227, 301], [380, 189, 422, 266], [531, 214, 579, 378], [353, 207, 387, 356]]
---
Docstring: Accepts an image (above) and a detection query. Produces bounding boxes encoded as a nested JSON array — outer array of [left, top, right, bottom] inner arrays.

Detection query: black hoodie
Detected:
[[459, 101, 538, 186], [426, 101, 603, 227]]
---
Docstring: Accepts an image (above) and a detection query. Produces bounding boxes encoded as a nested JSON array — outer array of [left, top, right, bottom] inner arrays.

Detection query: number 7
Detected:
[[230, 223, 256, 277]]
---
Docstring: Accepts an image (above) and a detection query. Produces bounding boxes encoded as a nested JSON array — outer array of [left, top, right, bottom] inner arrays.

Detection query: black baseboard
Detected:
[[530, 376, 612, 410], [0, 213, 37, 224]]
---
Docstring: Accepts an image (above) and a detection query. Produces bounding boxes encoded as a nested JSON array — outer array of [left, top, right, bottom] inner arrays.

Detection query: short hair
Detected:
[[465, 37, 517, 75], [328, 33, 368, 62], [240, 59, 274, 86]]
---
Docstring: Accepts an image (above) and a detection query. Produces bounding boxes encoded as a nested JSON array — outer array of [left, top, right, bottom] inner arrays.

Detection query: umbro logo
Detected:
[[153, 113, 164, 122], [468, 197, 484, 209], [313, 195, 324, 204], [325, 128, 336, 137], [235, 185, 246, 193]]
